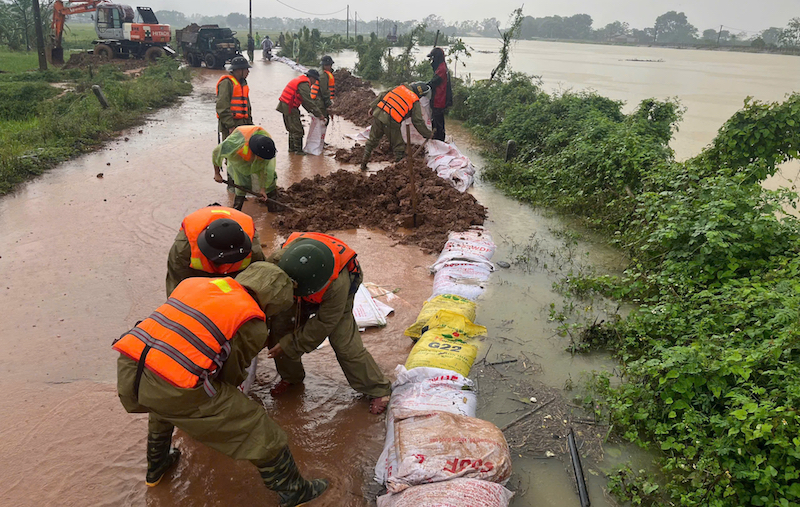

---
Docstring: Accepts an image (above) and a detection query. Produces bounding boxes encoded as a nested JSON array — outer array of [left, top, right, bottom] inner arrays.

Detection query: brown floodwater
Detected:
[[4, 42, 793, 506]]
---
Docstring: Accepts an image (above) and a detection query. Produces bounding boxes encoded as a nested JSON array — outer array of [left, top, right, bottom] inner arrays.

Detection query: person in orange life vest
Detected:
[[114, 263, 329, 506], [317, 55, 335, 120], [360, 82, 433, 171], [426, 47, 452, 142], [165, 205, 266, 297], [216, 56, 253, 140], [212, 125, 277, 211], [265, 232, 392, 414], [276, 69, 326, 155]]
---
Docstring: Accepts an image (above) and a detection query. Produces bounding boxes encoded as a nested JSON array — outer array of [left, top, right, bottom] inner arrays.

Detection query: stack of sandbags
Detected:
[[375, 228, 514, 506], [429, 229, 496, 301]]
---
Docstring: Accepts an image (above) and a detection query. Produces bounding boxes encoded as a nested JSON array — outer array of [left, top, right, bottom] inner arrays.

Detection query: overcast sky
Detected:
[[146, 0, 798, 33]]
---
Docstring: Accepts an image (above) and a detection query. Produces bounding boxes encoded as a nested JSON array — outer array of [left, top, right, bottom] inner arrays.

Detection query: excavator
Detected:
[[50, 0, 174, 65]]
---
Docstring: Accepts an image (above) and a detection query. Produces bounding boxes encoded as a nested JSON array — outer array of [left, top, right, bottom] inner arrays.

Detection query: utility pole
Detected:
[[249, 0, 252, 41], [716, 24, 723, 46], [376, 17, 379, 37], [31, 0, 47, 70], [346, 5, 349, 41], [355, 12, 357, 39]]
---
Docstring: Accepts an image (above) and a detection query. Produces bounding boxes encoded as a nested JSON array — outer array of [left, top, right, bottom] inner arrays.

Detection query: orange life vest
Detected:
[[232, 125, 269, 162], [279, 75, 311, 109], [377, 85, 419, 123], [181, 207, 256, 275], [112, 277, 265, 397], [282, 232, 359, 304], [216, 75, 250, 120], [324, 70, 335, 99]]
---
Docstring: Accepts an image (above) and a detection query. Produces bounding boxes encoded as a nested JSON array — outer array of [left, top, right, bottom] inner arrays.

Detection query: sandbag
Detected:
[[387, 411, 512, 493], [431, 261, 492, 301], [405, 329, 478, 377], [375, 365, 477, 485], [404, 294, 477, 339], [377, 478, 514, 507], [303, 116, 327, 155], [430, 237, 496, 273], [353, 283, 393, 328], [422, 309, 487, 338]]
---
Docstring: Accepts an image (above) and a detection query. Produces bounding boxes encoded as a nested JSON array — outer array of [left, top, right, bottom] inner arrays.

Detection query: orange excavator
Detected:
[[50, 0, 175, 65]]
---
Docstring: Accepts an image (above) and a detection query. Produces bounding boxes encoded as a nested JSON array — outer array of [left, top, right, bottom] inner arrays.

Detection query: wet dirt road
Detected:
[[0, 58, 435, 506]]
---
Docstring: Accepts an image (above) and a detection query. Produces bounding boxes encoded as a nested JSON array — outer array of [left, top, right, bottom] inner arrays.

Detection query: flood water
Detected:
[[0, 41, 797, 507]]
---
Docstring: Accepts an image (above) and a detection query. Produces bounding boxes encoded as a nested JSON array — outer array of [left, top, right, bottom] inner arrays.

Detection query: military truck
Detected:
[[176, 24, 241, 69]]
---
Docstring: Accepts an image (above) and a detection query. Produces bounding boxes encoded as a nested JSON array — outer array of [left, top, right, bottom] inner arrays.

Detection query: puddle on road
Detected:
[[0, 58, 645, 506]]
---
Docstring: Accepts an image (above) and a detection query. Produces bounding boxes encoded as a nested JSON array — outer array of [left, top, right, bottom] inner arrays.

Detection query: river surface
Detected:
[[0, 42, 797, 506]]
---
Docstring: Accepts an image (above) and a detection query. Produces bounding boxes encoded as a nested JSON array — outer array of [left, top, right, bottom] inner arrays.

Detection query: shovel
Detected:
[[413, 138, 430, 158], [219, 179, 299, 212]]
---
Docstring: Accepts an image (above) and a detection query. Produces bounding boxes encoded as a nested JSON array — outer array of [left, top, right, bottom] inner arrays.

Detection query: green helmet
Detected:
[[277, 239, 335, 297], [409, 81, 431, 97]]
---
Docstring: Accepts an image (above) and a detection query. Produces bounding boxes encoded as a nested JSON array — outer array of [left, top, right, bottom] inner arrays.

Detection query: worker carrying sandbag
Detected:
[[212, 125, 278, 211], [165, 205, 266, 296], [266, 232, 393, 414], [361, 82, 433, 171], [276, 70, 326, 155], [113, 263, 329, 506]]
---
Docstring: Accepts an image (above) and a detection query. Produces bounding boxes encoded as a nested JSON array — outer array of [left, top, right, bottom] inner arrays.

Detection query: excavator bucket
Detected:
[[50, 46, 64, 66]]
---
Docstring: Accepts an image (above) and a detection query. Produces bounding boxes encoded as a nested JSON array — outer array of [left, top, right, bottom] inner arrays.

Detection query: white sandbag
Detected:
[[377, 478, 514, 507], [303, 116, 327, 155], [353, 283, 393, 328], [238, 356, 258, 394], [448, 227, 495, 248], [400, 96, 433, 145], [387, 411, 512, 493], [375, 365, 476, 485], [431, 261, 492, 301], [424, 140, 477, 192], [430, 238, 496, 273]]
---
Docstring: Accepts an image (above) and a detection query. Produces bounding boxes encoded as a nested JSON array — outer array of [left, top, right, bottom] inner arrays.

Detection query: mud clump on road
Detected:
[[329, 69, 376, 128], [273, 158, 486, 253], [334, 140, 396, 164], [62, 52, 149, 71]]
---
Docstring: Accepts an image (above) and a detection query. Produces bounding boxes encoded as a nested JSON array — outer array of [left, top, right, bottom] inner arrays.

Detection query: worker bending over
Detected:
[[360, 82, 433, 171], [266, 232, 393, 414], [212, 125, 277, 211], [276, 70, 326, 155], [114, 263, 329, 506]]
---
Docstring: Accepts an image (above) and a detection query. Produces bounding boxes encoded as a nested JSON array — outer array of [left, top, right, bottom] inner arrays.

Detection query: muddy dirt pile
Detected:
[[334, 140, 396, 164], [329, 69, 376, 128], [63, 52, 148, 71], [273, 158, 486, 253]]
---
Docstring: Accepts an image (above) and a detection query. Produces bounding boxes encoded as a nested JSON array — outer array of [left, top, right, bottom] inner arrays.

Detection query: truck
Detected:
[[50, 0, 175, 65], [176, 24, 241, 69]]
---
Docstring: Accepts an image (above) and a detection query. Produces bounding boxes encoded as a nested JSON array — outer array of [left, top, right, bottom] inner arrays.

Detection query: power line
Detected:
[[273, 0, 347, 17], [720, 24, 764, 35]]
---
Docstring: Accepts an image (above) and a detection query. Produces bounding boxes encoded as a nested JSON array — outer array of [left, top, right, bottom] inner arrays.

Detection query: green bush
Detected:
[[0, 82, 60, 120]]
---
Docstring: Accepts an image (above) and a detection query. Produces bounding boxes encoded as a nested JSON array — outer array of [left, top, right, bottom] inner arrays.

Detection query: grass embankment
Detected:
[[451, 75, 800, 506], [0, 55, 192, 194]]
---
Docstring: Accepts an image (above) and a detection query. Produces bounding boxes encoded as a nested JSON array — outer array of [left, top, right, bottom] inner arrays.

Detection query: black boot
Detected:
[[145, 431, 181, 487], [257, 447, 328, 507], [233, 195, 246, 211]]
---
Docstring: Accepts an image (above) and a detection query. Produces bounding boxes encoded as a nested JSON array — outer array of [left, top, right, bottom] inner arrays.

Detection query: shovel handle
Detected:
[[413, 138, 429, 158]]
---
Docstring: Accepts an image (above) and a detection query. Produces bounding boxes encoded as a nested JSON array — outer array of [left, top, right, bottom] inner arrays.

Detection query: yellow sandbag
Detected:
[[424, 309, 487, 338], [404, 294, 478, 339], [405, 329, 478, 377]]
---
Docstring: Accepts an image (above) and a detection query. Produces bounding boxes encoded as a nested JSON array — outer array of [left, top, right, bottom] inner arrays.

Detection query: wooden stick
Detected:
[[501, 398, 555, 432], [406, 124, 418, 227]]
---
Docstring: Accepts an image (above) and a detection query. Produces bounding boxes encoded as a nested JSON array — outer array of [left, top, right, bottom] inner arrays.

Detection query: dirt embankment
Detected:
[[273, 157, 486, 253], [334, 140, 396, 164], [329, 69, 376, 128]]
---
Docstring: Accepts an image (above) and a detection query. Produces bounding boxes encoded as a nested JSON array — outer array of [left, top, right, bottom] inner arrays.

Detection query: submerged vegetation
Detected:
[[452, 73, 800, 505], [0, 58, 192, 194]]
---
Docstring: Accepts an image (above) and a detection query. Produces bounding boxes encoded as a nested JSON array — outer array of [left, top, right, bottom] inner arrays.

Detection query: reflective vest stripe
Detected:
[[325, 70, 335, 99], [128, 327, 205, 378], [149, 310, 218, 364], [377, 86, 418, 123], [165, 298, 226, 347]]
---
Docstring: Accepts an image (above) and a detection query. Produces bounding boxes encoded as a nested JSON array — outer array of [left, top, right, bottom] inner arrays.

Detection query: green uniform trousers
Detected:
[[268, 294, 392, 399], [118, 356, 288, 463], [282, 109, 305, 151], [364, 117, 406, 162]]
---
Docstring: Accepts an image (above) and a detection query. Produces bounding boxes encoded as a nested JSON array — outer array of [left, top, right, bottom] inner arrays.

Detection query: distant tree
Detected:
[[631, 27, 654, 44], [0, 0, 54, 50], [446, 37, 471, 77], [154, 10, 187, 27], [751, 37, 766, 49], [702, 28, 717, 41], [422, 14, 444, 30], [654, 11, 697, 43], [479, 17, 499, 36], [564, 14, 593, 39], [760, 27, 782, 46], [598, 20, 630, 40], [780, 17, 800, 47], [225, 12, 248, 28]]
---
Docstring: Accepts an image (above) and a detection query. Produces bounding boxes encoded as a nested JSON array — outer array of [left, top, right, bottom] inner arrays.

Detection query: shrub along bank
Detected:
[[0, 58, 192, 195], [452, 74, 800, 506]]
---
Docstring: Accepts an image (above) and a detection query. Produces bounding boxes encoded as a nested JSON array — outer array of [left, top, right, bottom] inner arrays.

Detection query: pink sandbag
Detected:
[[377, 478, 514, 507]]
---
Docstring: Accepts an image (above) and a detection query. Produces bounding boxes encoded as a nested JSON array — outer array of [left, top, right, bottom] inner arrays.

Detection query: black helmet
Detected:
[[249, 134, 276, 160], [229, 56, 251, 70], [305, 69, 320, 80], [427, 47, 445, 59], [320, 55, 334, 66], [197, 218, 252, 265], [409, 81, 431, 97], [277, 239, 335, 297]]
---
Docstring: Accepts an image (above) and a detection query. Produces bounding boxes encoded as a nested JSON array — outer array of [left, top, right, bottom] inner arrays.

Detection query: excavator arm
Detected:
[[50, 0, 107, 64]]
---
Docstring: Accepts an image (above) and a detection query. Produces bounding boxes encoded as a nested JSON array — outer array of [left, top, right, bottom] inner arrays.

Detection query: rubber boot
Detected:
[[145, 431, 181, 487], [294, 136, 307, 156], [233, 195, 246, 211], [257, 447, 328, 507]]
